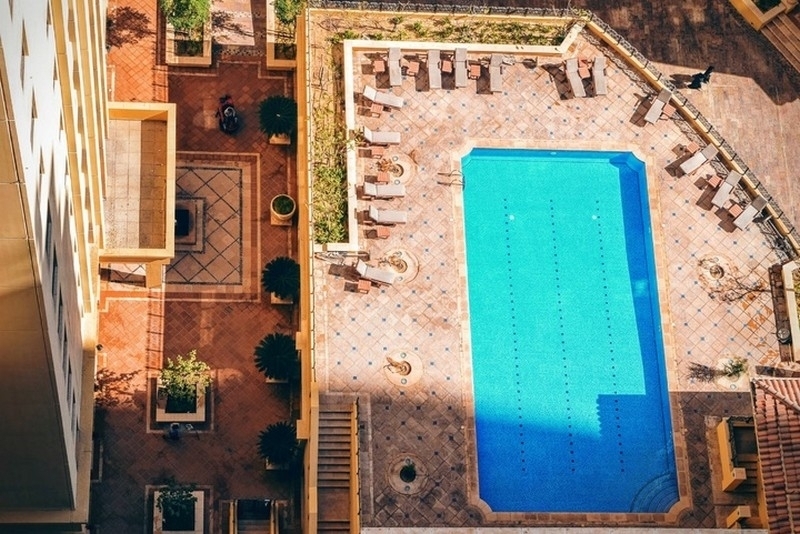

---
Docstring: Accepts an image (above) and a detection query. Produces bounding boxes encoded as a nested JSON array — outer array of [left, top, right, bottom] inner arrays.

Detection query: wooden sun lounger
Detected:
[[363, 85, 404, 109], [711, 171, 742, 209], [428, 50, 442, 89], [679, 144, 718, 175], [565, 58, 586, 98], [454, 47, 468, 88], [367, 204, 407, 225], [363, 126, 401, 145], [592, 56, 607, 96], [733, 195, 768, 230], [356, 259, 397, 286], [489, 54, 503, 93], [644, 88, 672, 124], [388, 47, 402, 87], [362, 182, 406, 199]]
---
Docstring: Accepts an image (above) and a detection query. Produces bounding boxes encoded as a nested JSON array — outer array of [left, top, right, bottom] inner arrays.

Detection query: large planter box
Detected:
[[153, 490, 204, 534], [155, 381, 208, 423], [265, 0, 296, 69], [165, 21, 212, 66]]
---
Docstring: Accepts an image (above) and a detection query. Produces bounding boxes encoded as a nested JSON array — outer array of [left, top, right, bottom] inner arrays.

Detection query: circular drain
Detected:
[[383, 350, 423, 387], [388, 454, 427, 495]]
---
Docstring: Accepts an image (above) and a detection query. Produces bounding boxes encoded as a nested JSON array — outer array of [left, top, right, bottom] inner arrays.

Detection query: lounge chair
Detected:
[[592, 56, 607, 96], [711, 171, 742, 209], [356, 259, 397, 286], [733, 195, 768, 230], [454, 48, 468, 88], [489, 54, 503, 93], [679, 144, 718, 175], [644, 88, 672, 124], [367, 204, 407, 225], [362, 182, 406, 199], [363, 126, 401, 145], [565, 58, 586, 98], [388, 47, 402, 86], [428, 50, 442, 89], [363, 85, 404, 109]]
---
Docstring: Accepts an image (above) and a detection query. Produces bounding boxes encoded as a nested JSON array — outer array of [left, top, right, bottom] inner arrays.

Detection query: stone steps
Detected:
[[762, 13, 800, 74], [317, 401, 357, 533]]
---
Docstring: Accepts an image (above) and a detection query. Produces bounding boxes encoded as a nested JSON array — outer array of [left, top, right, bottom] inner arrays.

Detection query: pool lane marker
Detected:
[[594, 198, 626, 474], [503, 197, 528, 474], [547, 199, 577, 473]]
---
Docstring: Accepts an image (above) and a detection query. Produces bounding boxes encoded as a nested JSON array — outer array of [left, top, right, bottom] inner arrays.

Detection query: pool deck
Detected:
[[313, 22, 784, 529], [91, 0, 800, 531]]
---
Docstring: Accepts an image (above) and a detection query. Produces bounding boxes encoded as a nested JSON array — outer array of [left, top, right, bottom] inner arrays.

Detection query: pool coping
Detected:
[[449, 138, 692, 525]]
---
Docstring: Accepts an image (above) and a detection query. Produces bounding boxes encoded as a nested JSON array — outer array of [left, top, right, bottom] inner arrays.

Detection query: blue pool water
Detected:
[[461, 149, 678, 513]]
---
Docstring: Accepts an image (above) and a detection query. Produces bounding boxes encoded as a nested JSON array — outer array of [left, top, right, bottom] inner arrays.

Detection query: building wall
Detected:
[[0, 0, 105, 527]]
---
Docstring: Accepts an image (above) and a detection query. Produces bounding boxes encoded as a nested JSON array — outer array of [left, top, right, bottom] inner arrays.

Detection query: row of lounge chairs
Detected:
[[565, 56, 607, 98], [377, 47, 504, 92]]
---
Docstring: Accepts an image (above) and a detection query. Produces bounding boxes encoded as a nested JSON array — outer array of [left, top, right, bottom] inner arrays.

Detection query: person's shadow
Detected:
[[669, 73, 696, 89]]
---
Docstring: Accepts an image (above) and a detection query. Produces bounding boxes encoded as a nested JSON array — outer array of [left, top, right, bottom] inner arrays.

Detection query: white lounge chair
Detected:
[[388, 47, 402, 86], [454, 48, 468, 88], [367, 204, 407, 225], [363, 126, 401, 145], [592, 56, 607, 96], [363, 85, 404, 109], [489, 54, 503, 93], [428, 50, 442, 89], [565, 58, 586, 98], [356, 259, 397, 286], [733, 195, 768, 230], [644, 88, 672, 124], [679, 144, 718, 175], [711, 171, 742, 209], [362, 182, 406, 199]]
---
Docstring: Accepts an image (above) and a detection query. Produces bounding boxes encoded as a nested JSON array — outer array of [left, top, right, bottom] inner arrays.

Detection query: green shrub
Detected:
[[159, 0, 210, 33]]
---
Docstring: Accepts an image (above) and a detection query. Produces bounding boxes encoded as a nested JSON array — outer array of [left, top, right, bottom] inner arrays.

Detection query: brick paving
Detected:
[[94, 0, 800, 531], [94, 1, 298, 532]]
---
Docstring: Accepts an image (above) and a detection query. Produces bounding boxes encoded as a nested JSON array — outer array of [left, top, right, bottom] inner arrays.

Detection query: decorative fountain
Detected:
[[382, 350, 422, 387]]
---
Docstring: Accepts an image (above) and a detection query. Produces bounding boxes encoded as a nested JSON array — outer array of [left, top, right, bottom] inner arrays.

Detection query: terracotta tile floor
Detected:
[[94, 0, 800, 531]]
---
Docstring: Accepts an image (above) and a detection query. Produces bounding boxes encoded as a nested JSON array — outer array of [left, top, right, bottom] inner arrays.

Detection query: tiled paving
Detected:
[[94, 0, 800, 532], [93, 1, 299, 533], [310, 11, 794, 530]]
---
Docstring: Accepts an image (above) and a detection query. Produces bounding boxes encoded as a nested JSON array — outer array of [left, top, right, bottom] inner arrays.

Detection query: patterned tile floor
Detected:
[[94, 0, 800, 531], [312, 17, 793, 530]]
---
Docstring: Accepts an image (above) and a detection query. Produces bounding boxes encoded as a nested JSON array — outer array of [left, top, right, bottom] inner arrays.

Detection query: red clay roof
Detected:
[[752, 377, 800, 534]]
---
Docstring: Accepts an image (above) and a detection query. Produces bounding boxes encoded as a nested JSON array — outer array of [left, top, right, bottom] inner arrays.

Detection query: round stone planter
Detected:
[[270, 194, 296, 225]]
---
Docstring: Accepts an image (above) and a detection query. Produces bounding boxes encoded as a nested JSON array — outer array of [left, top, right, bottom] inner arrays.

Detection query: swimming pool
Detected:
[[461, 148, 678, 513]]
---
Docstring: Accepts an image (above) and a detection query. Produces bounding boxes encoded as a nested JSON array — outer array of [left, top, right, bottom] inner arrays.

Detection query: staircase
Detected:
[[762, 11, 800, 74], [317, 400, 357, 534]]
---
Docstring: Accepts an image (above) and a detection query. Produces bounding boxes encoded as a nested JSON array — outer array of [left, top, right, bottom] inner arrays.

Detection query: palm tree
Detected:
[[261, 256, 300, 301], [258, 421, 299, 466], [258, 96, 298, 139], [254, 333, 299, 382]]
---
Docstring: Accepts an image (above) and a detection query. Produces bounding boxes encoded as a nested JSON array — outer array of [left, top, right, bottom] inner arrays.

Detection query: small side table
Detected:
[[357, 279, 371, 294], [376, 171, 390, 183], [728, 204, 744, 218], [706, 175, 722, 189]]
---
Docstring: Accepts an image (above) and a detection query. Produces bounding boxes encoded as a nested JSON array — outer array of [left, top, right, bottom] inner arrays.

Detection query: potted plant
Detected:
[[258, 421, 299, 468], [254, 333, 299, 382], [157, 350, 212, 422], [270, 194, 296, 224], [154, 478, 202, 533], [261, 256, 300, 304], [159, 0, 212, 65], [259, 95, 297, 144]]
